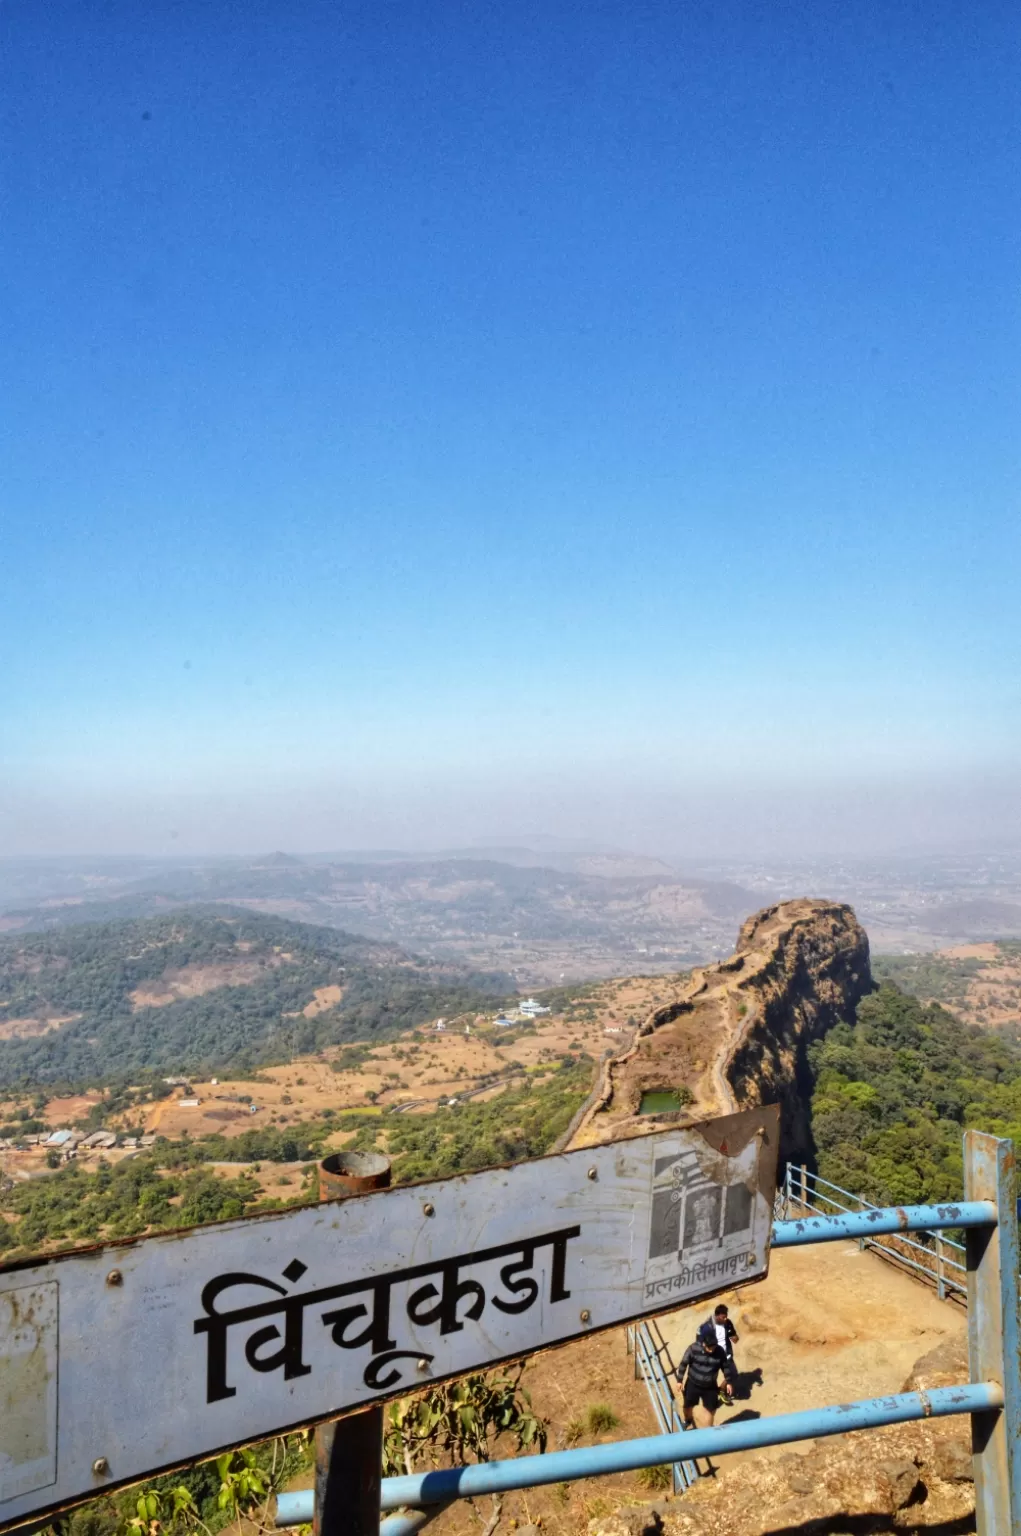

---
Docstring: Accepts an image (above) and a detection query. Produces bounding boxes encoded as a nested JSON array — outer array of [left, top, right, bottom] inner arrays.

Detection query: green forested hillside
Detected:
[[0, 910, 510, 1089], [0, 1057, 591, 1259], [808, 981, 1021, 1205], [343, 1055, 591, 1182]]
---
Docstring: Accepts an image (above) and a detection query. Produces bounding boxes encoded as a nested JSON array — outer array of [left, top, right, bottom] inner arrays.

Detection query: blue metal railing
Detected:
[[624, 1318, 698, 1492], [276, 1136, 1020, 1535], [276, 1382, 1001, 1526], [778, 1162, 968, 1299], [375, 1382, 1001, 1507]]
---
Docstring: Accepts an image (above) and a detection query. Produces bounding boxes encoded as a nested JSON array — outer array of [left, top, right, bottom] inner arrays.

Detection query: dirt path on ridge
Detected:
[[655, 1239, 966, 1471]]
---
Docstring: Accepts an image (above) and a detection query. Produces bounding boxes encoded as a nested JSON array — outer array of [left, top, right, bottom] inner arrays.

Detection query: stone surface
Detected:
[[930, 1438, 974, 1484], [876, 1457, 925, 1509], [613, 1503, 664, 1536], [901, 1333, 969, 1393]]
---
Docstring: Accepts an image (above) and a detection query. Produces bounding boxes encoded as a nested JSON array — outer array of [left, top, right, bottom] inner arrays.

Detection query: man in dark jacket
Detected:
[[705, 1303, 739, 1391], [678, 1323, 731, 1427]]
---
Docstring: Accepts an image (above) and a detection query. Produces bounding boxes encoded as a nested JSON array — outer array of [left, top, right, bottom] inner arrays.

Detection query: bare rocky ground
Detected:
[[649, 1241, 972, 1533]]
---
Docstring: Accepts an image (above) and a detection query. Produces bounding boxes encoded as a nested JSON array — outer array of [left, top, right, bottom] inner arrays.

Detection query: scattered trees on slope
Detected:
[[0, 1058, 592, 1259]]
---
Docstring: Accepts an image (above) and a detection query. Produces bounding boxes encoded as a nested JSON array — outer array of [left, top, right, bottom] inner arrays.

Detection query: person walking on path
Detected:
[[705, 1303, 739, 1391], [678, 1323, 731, 1428]]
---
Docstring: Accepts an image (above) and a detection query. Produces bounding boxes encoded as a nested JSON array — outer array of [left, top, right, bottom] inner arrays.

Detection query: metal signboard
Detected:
[[0, 1105, 778, 1531]]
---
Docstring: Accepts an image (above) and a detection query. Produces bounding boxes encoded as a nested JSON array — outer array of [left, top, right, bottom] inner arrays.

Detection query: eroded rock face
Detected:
[[650, 1414, 974, 1535], [570, 899, 871, 1166], [725, 900, 872, 1165]]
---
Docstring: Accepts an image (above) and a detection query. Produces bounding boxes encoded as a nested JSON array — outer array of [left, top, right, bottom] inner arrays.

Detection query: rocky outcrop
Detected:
[[724, 900, 871, 1165], [568, 899, 871, 1166], [644, 1413, 974, 1533], [579, 1342, 974, 1536]]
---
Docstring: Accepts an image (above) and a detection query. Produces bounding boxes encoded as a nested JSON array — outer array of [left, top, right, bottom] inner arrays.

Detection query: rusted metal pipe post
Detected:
[[314, 1151, 392, 1536]]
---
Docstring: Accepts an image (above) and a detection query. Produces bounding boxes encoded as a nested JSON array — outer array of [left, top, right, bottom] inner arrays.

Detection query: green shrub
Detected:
[[635, 1465, 672, 1492], [586, 1403, 619, 1434]]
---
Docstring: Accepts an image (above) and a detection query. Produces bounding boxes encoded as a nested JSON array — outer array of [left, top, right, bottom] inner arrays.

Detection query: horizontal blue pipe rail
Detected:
[[275, 1493, 314, 1526], [781, 1167, 970, 1302], [792, 1167, 967, 1258], [772, 1200, 995, 1248], [276, 1383, 1001, 1526], [376, 1383, 1000, 1509], [277, 1495, 450, 1531]]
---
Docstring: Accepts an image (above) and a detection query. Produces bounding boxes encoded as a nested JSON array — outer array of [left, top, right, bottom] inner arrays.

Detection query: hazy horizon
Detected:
[[5, 766, 1021, 863]]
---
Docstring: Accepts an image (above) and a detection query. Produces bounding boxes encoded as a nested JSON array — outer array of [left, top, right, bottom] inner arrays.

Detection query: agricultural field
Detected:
[[132, 969, 691, 1140], [874, 941, 1021, 1033]]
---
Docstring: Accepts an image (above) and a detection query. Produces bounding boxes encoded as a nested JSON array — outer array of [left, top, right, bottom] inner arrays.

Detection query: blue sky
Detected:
[[2, 0, 1019, 856]]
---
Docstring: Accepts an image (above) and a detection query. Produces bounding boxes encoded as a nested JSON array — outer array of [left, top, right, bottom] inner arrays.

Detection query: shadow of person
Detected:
[[729, 1367, 764, 1401], [719, 1407, 761, 1425]]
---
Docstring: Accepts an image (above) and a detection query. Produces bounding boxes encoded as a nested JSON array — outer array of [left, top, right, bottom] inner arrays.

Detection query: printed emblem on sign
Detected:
[[643, 1132, 762, 1302]]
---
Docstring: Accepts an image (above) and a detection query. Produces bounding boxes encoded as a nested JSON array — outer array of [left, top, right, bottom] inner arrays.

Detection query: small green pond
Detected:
[[639, 1090, 682, 1115]]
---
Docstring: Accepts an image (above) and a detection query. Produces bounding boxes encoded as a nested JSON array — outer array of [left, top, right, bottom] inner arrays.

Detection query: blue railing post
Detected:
[[964, 1129, 1021, 1534], [935, 1231, 946, 1302]]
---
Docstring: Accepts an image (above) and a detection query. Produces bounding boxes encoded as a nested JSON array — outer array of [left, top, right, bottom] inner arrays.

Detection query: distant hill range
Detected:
[[912, 898, 1021, 938], [0, 909, 511, 1089], [0, 850, 760, 984]]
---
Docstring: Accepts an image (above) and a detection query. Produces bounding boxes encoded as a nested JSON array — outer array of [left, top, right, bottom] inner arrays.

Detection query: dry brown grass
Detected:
[[301, 984, 344, 1017], [0, 1014, 77, 1041], [129, 957, 288, 1009], [930, 942, 1021, 1030], [136, 975, 690, 1140]]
